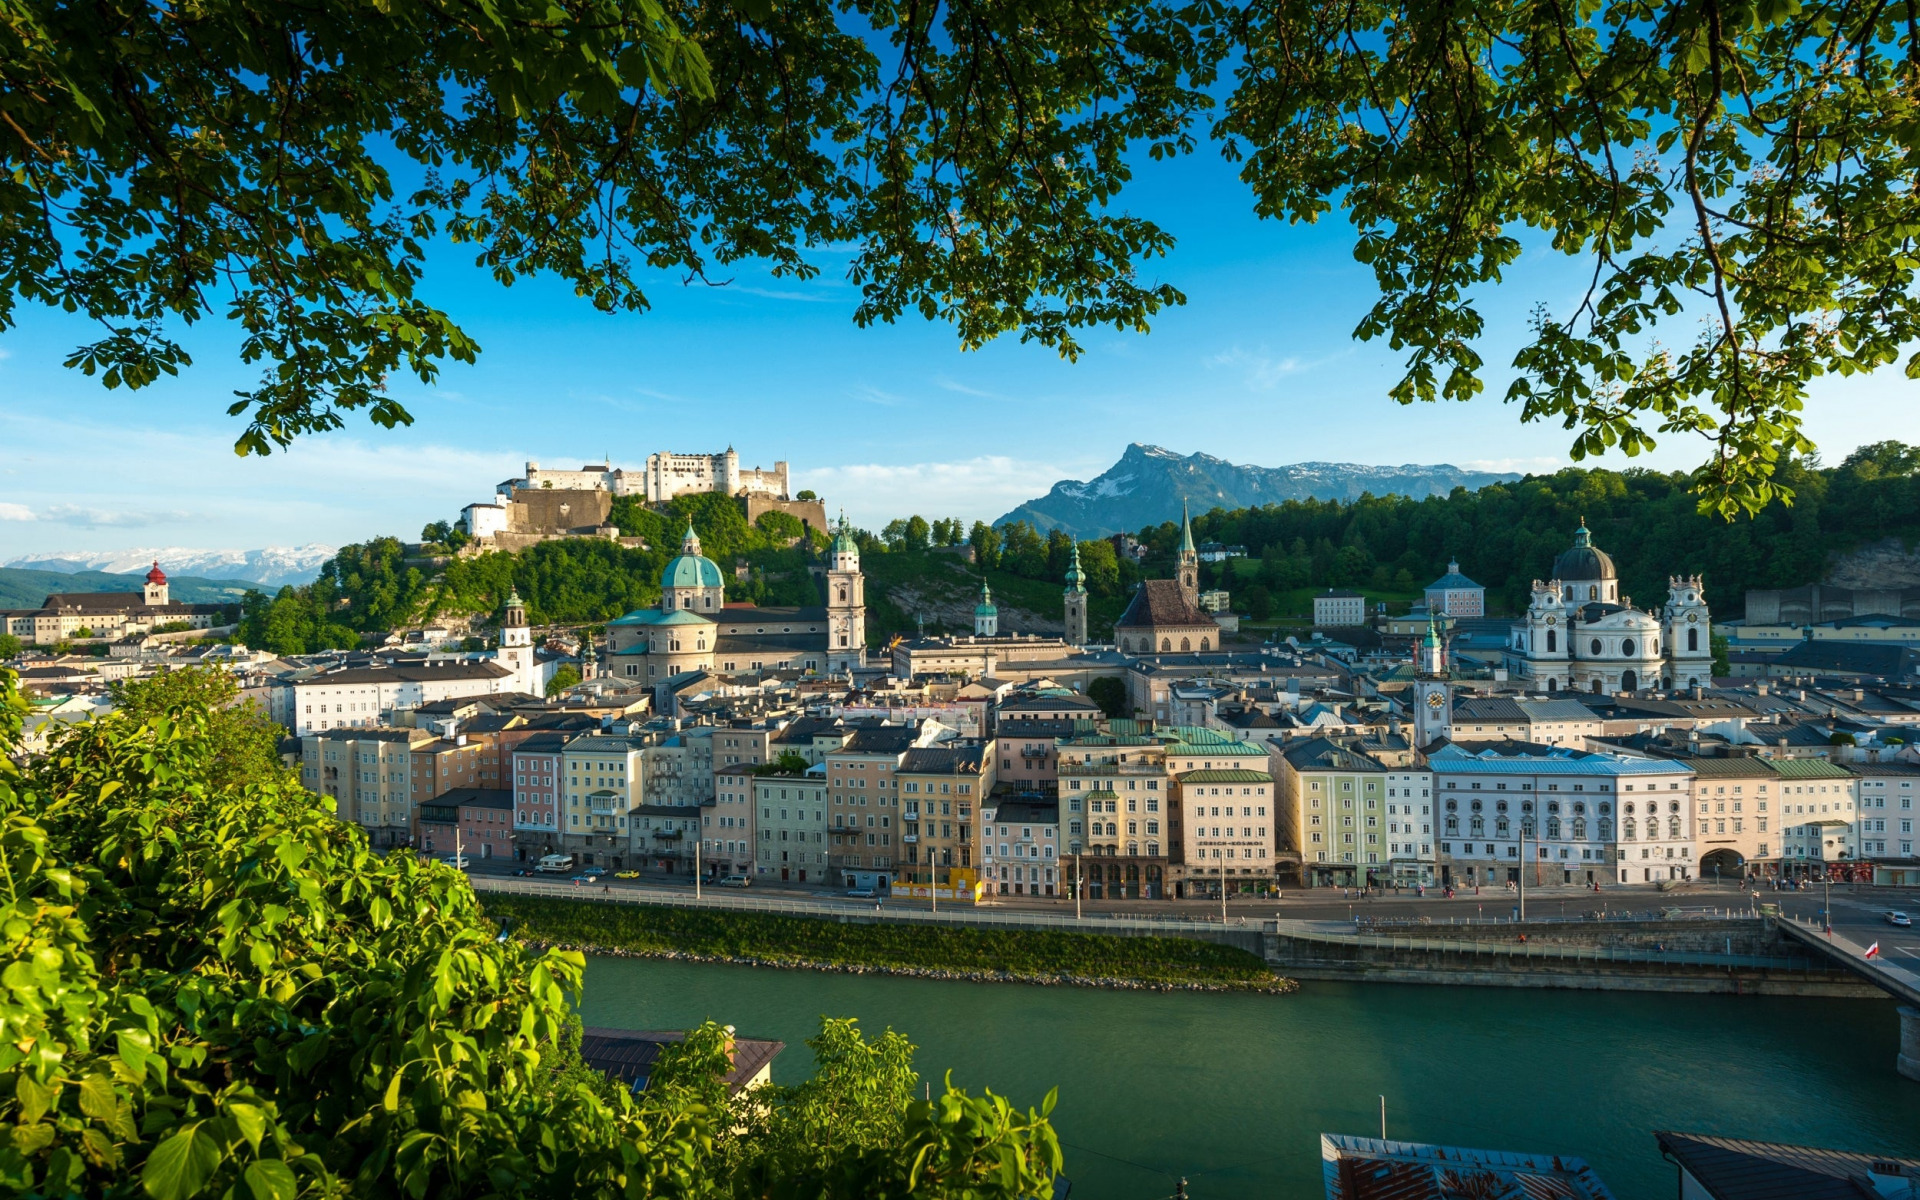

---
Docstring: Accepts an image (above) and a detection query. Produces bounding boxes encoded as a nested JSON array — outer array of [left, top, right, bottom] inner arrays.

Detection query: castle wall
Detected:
[[506, 488, 613, 535], [745, 495, 828, 536]]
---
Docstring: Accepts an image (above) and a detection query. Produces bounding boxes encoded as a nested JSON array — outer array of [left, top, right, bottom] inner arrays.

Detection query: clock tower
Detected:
[[1411, 611, 1453, 749]]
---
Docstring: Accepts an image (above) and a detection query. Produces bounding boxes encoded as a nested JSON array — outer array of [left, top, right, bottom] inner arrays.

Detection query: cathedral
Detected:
[[605, 518, 866, 690], [1506, 521, 1713, 693]]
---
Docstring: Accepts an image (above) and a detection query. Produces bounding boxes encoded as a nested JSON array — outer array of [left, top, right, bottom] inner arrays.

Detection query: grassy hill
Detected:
[[0, 566, 258, 610]]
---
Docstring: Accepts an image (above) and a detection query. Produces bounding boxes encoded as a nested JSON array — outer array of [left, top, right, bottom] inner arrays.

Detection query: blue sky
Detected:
[[0, 145, 1909, 558]]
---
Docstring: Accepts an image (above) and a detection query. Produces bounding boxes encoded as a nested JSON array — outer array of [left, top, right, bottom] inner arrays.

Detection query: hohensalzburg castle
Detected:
[[460, 449, 822, 549], [503, 450, 789, 503]]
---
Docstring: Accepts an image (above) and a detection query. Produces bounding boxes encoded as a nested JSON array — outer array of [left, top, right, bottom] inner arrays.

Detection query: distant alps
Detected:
[[996, 444, 1525, 537], [4, 544, 336, 589]]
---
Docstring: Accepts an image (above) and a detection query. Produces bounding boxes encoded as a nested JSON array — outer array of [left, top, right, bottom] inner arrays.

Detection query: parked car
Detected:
[[569, 873, 597, 883], [845, 887, 877, 900], [718, 875, 752, 888], [535, 853, 575, 874], [614, 870, 641, 880], [443, 855, 471, 870], [580, 866, 609, 878], [1888, 911, 1913, 927]]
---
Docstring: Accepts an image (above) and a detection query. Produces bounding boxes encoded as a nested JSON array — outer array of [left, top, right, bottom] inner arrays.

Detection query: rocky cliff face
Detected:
[[1825, 538, 1920, 589], [996, 443, 1522, 537]]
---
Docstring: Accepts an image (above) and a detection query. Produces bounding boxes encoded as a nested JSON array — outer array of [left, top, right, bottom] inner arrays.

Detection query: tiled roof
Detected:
[[1766, 757, 1855, 779], [1115, 579, 1217, 629], [899, 746, 986, 774], [296, 662, 513, 686], [1653, 1130, 1918, 1200], [1180, 769, 1273, 783], [579, 1027, 783, 1097], [1430, 754, 1692, 777], [1281, 737, 1385, 773]]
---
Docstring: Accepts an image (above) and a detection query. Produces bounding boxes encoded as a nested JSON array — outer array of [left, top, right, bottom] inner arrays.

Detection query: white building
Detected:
[[1855, 762, 1920, 862], [289, 661, 516, 736], [1506, 521, 1713, 693], [1423, 560, 1486, 617], [1383, 767, 1436, 883], [1313, 589, 1367, 628], [1428, 745, 1697, 887], [750, 765, 830, 883]]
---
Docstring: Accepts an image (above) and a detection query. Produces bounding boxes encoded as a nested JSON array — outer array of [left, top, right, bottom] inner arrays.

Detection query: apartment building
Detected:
[[1175, 769, 1276, 898], [1773, 757, 1860, 874], [559, 734, 650, 868], [898, 744, 990, 889], [979, 793, 1061, 896], [1854, 762, 1920, 862], [826, 725, 930, 887], [750, 765, 829, 882], [301, 727, 432, 848], [1057, 731, 1171, 899], [417, 788, 514, 859], [510, 731, 571, 861], [1274, 737, 1388, 889], [709, 763, 760, 878], [289, 661, 516, 735]]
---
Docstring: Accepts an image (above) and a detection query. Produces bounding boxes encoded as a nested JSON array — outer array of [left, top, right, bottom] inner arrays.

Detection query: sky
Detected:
[[0, 143, 1912, 560]]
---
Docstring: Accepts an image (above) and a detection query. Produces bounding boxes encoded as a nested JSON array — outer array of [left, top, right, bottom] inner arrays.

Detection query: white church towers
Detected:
[[826, 513, 866, 672]]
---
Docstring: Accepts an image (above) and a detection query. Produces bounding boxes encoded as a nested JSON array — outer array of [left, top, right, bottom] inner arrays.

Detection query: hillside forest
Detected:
[[234, 447, 1920, 654]]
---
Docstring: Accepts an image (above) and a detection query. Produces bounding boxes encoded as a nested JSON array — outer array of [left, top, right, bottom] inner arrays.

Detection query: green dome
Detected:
[[831, 511, 858, 556], [661, 553, 725, 590], [974, 581, 997, 616]]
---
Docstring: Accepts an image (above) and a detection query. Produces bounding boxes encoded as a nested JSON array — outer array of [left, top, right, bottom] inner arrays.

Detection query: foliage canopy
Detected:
[[0, 667, 1062, 1198], [9, 0, 1919, 509]]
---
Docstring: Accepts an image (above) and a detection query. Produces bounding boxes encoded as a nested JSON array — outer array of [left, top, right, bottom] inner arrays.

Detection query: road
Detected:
[[456, 856, 1920, 955]]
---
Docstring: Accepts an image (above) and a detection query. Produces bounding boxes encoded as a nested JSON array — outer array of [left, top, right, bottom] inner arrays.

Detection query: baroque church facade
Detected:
[[1505, 521, 1714, 693], [605, 519, 867, 688]]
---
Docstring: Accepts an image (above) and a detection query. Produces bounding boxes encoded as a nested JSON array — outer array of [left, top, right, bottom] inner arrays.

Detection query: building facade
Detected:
[[1423, 561, 1486, 617], [980, 794, 1060, 896], [750, 767, 829, 882]]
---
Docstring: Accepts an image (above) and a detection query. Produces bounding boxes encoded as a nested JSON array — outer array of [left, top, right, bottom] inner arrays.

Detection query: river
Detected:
[[580, 957, 1920, 1198]]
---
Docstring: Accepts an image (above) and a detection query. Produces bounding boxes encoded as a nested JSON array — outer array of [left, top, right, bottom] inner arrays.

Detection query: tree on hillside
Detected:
[[1087, 676, 1128, 719], [546, 663, 583, 696], [15, 2, 1917, 512], [968, 522, 1002, 571]]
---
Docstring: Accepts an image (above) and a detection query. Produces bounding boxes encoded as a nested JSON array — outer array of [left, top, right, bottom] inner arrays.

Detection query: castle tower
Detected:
[[142, 561, 169, 607], [1063, 542, 1088, 647], [1176, 498, 1199, 607], [974, 580, 999, 637], [1661, 574, 1713, 689], [1411, 611, 1453, 749], [826, 513, 866, 672], [498, 588, 535, 692]]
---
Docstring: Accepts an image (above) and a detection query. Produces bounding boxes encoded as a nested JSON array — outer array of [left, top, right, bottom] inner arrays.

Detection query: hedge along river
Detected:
[[580, 956, 1920, 1199]]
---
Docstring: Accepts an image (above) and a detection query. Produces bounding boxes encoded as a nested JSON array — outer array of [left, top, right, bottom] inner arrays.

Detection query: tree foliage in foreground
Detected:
[[9, 1, 1920, 511], [0, 667, 1061, 1197]]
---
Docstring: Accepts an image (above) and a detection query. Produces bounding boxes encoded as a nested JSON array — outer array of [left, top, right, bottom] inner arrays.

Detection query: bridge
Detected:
[[1776, 916, 1920, 1081]]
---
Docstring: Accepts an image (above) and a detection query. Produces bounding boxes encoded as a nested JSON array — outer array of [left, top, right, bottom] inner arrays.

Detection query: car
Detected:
[[580, 866, 609, 878], [443, 855, 471, 870], [718, 875, 752, 888], [1889, 911, 1913, 927], [569, 873, 597, 883], [614, 870, 641, 880], [845, 887, 877, 900], [510, 867, 535, 877]]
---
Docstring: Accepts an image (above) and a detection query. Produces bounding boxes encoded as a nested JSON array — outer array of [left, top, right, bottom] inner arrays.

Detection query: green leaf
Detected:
[[242, 1159, 298, 1200], [141, 1124, 221, 1200], [228, 1103, 267, 1153], [78, 1074, 118, 1121]]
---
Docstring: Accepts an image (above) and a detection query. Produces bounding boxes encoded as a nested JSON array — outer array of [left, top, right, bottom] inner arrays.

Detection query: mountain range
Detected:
[[996, 444, 1525, 537], [3, 545, 336, 588], [0, 567, 264, 611]]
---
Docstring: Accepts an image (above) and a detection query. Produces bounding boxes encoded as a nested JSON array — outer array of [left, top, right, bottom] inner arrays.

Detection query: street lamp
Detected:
[[1075, 851, 1082, 920]]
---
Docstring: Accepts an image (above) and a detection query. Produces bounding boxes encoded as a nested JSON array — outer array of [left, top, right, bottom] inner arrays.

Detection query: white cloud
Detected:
[[797, 455, 1097, 529], [1458, 456, 1567, 475], [1206, 346, 1300, 389], [0, 502, 33, 521], [41, 505, 199, 528]]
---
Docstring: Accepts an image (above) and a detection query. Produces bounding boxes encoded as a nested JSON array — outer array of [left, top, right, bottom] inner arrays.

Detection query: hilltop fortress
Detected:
[[459, 450, 827, 552]]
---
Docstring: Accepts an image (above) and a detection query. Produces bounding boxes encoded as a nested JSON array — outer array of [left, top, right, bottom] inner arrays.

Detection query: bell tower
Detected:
[[826, 513, 866, 672], [974, 580, 999, 637], [143, 561, 169, 607], [1662, 574, 1713, 689], [1411, 612, 1453, 749], [1063, 542, 1088, 647], [498, 588, 534, 692], [1176, 498, 1199, 607]]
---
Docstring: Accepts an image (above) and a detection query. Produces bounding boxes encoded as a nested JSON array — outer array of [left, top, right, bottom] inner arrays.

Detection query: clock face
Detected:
[[1546, 616, 1557, 625], [1426, 691, 1445, 709], [1686, 612, 1698, 623]]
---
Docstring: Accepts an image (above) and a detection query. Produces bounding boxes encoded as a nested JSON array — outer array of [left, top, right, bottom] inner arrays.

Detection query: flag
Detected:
[[1865, 942, 1881, 959]]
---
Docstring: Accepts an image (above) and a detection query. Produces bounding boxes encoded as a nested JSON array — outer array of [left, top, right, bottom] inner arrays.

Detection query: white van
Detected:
[[535, 854, 575, 874]]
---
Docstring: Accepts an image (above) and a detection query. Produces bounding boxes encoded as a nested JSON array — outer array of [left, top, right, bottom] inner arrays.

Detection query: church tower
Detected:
[[974, 580, 999, 637], [143, 561, 169, 608], [1176, 498, 1199, 607], [499, 588, 534, 692], [1063, 542, 1088, 647], [1411, 611, 1454, 749], [826, 513, 866, 672], [579, 630, 598, 681], [1661, 574, 1713, 689]]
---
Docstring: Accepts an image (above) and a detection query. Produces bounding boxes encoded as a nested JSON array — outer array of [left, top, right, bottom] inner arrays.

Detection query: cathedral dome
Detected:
[[1551, 519, 1616, 582], [661, 521, 725, 590]]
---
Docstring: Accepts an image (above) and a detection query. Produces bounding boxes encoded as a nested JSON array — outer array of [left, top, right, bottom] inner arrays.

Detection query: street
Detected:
[[455, 855, 1920, 955]]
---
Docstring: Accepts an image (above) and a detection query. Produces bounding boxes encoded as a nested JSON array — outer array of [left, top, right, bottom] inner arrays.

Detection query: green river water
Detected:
[[580, 957, 1920, 1199]]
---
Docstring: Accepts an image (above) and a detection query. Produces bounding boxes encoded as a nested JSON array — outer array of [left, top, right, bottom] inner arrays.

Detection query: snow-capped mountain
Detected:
[[4, 545, 336, 588], [996, 444, 1523, 537]]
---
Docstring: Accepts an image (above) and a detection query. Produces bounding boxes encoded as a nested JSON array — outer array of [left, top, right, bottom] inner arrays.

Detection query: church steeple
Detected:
[[1175, 498, 1199, 606], [681, 519, 702, 556], [1062, 542, 1088, 648]]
